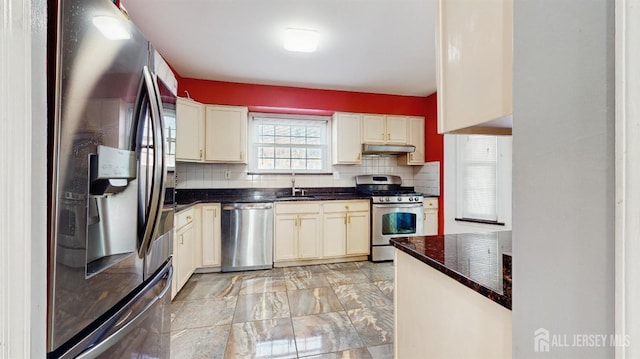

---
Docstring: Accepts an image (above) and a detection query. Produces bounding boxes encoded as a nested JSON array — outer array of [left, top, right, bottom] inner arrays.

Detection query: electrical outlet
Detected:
[[224, 170, 231, 180]]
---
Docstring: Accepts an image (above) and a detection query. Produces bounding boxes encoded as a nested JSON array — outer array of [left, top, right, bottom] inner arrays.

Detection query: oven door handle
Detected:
[[373, 203, 423, 208]]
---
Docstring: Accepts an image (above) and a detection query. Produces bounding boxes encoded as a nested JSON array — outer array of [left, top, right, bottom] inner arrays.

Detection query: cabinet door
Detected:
[[205, 105, 248, 163], [323, 212, 347, 257], [424, 209, 438, 235], [346, 211, 370, 255], [362, 114, 386, 144], [176, 98, 204, 162], [401, 117, 425, 165], [385, 116, 408, 144], [175, 222, 195, 291], [437, 0, 512, 134], [423, 199, 439, 235], [201, 204, 221, 267], [274, 215, 298, 262], [298, 214, 322, 259], [332, 112, 362, 164]]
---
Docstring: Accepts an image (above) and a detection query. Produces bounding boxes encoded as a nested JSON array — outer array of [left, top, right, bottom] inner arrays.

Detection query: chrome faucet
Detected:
[[291, 170, 305, 196]]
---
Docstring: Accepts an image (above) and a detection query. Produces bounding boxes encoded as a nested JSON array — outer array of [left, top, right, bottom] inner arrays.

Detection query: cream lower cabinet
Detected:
[[323, 200, 370, 257], [200, 204, 221, 267], [423, 198, 439, 235], [274, 202, 323, 262], [173, 208, 197, 299]]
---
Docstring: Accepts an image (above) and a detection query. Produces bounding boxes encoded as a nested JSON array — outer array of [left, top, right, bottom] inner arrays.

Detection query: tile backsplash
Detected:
[[176, 156, 440, 191]]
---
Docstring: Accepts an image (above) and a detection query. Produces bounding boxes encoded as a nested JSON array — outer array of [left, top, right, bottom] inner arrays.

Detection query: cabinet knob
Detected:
[[345, 205, 349, 210], [180, 234, 184, 245], [200, 149, 203, 159], [356, 153, 361, 161], [381, 133, 385, 140], [186, 215, 192, 221]]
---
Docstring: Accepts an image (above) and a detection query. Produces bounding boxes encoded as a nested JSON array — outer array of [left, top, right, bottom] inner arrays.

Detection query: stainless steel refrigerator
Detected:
[[47, 0, 175, 357]]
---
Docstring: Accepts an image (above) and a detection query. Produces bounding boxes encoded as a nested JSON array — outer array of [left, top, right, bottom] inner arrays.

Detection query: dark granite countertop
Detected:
[[390, 231, 512, 310]]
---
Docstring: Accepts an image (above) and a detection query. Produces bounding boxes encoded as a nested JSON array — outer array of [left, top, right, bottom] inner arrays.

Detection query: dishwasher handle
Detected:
[[222, 203, 273, 211]]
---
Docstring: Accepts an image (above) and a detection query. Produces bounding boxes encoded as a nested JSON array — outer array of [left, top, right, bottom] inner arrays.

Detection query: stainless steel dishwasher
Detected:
[[221, 202, 274, 272]]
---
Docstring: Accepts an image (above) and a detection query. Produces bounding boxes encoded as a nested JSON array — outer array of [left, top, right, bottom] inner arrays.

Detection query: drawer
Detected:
[[175, 208, 195, 230], [424, 198, 438, 209], [275, 202, 321, 214], [323, 200, 370, 213]]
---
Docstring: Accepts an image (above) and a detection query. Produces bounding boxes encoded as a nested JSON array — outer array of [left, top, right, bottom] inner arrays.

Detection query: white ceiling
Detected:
[[122, 0, 437, 97]]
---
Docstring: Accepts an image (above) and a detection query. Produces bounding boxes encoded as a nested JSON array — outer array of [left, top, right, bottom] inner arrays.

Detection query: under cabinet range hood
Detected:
[[362, 143, 416, 155]]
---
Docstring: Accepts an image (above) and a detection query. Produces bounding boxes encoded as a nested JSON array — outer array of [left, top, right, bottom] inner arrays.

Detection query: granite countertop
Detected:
[[390, 231, 512, 310], [173, 187, 371, 212]]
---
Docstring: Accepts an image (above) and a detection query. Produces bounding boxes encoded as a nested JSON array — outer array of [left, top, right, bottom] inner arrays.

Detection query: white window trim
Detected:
[[247, 112, 332, 174], [444, 134, 512, 233], [455, 135, 501, 223]]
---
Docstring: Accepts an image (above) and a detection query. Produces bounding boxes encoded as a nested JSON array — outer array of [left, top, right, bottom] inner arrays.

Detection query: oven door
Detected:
[[372, 203, 424, 245]]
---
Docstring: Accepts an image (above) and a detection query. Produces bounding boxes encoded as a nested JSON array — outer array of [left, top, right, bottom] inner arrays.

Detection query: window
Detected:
[[248, 113, 331, 173], [456, 135, 502, 224]]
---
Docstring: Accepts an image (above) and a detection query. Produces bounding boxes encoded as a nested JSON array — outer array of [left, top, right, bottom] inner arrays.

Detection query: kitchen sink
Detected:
[[275, 195, 317, 201]]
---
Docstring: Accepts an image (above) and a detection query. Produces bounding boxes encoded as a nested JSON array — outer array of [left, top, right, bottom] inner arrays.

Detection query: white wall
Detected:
[[443, 134, 512, 234], [176, 156, 423, 189], [512, 0, 615, 357], [0, 0, 47, 356]]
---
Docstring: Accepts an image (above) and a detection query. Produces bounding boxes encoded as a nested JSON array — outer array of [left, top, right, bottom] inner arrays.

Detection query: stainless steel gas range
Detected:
[[355, 175, 424, 261]]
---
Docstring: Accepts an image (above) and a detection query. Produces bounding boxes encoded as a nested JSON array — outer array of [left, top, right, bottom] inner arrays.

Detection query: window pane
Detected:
[[258, 147, 275, 158], [308, 149, 321, 159], [275, 159, 291, 169], [459, 135, 498, 221], [291, 148, 307, 159], [292, 159, 307, 170], [275, 147, 290, 158], [259, 159, 274, 169], [307, 159, 322, 170], [250, 115, 330, 173]]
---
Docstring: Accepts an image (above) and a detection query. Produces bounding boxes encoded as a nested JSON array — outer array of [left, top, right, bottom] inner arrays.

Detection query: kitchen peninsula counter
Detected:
[[391, 231, 512, 359], [390, 231, 512, 309]]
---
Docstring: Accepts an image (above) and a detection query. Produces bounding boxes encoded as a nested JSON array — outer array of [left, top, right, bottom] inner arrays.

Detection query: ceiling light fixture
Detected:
[[284, 28, 319, 53], [92, 16, 131, 40]]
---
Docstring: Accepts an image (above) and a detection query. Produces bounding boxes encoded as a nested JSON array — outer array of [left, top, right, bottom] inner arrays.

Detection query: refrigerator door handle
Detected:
[[74, 264, 173, 359], [144, 73, 168, 255], [137, 66, 165, 257]]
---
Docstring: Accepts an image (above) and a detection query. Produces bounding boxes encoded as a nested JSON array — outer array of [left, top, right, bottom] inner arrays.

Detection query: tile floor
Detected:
[[170, 261, 395, 359]]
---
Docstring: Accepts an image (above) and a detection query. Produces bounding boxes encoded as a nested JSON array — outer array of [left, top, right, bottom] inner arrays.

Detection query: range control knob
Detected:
[[414, 196, 420, 202], [409, 197, 414, 202], [385, 197, 390, 202]]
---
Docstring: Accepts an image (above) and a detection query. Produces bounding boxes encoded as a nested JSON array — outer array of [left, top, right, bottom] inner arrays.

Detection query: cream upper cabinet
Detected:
[[423, 198, 438, 235], [399, 116, 426, 165], [362, 114, 408, 144], [205, 105, 248, 163], [384, 116, 409, 144], [437, 0, 513, 135], [176, 97, 205, 162], [362, 114, 386, 144], [200, 204, 221, 267], [332, 112, 362, 164], [274, 202, 322, 262]]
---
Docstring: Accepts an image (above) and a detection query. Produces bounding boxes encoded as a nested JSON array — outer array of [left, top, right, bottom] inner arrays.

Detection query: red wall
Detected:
[[178, 76, 444, 234], [423, 93, 444, 235]]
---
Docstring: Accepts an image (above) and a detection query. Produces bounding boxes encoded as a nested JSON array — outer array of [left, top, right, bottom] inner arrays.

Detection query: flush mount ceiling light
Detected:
[[92, 16, 131, 40], [283, 28, 319, 53]]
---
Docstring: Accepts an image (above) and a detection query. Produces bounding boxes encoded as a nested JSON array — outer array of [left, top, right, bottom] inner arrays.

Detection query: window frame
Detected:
[[455, 135, 506, 225], [247, 112, 332, 174]]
